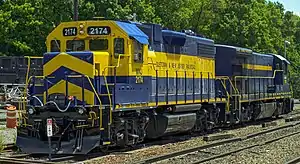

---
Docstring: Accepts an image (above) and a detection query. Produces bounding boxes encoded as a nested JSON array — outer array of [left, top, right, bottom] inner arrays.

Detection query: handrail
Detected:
[[23, 76, 45, 110], [219, 79, 230, 112], [20, 75, 44, 127], [101, 54, 122, 125], [23, 56, 43, 113], [25, 56, 43, 86], [234, 70, 284, 94], [26, 75, 104, 128], [216, 76, 241, 114], [216, 76, 239, 95], [102, 54, 121, 109], [67, 74, 104, 128]]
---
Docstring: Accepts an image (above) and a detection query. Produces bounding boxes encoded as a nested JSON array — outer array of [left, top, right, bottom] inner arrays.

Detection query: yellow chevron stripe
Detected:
[[45, 80, 94, 105], [44, 53, 93, 78], [243, 64, 272, 71]]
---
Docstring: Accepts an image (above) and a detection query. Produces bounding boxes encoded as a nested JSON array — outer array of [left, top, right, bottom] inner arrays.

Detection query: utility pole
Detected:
[[284, 40, 290, 59], [73, 0, 79, 21], [212, 0, 217, 37]]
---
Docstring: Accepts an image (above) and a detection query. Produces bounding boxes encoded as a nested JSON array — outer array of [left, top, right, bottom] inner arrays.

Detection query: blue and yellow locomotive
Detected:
[[16, 19, 293, 154]]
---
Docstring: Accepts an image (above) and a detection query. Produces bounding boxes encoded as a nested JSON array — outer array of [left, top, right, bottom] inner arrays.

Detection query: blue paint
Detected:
[[46, 66, 94, 91], [43, 51, 94, 65], [116, 21, 149, 45]]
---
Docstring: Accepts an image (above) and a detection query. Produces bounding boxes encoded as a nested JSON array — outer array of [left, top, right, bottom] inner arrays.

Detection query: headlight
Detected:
[[78, 107, 85, 115], [28, 108, 35, 115]]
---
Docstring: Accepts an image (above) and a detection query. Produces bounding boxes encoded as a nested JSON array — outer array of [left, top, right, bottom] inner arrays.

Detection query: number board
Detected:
[[47, 118, 53, 137], [63, 27, 77, 36], [88, 26, 111, 35]]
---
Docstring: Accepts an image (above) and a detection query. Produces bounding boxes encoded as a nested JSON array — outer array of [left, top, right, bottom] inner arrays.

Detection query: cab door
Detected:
[[111, 37, 129, 82], [130, 38, 150, 104], [132, 39, 144, 84]]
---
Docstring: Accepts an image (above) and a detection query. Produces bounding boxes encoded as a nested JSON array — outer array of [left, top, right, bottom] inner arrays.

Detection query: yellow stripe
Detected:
[[44, 53, 94, 78], [243, 64, 272, 71], [45, 80, 94, 105], [114, 98, 227, 110], [147, 99, 226, 107]]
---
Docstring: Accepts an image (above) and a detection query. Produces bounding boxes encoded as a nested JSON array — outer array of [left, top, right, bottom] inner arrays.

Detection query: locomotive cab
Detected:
[[42, 20, 151, 108]]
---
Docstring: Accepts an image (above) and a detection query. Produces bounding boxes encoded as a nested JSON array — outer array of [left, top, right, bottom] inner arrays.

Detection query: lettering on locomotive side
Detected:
[[156, 62, 195, 70], [157, 62, 168, 68]]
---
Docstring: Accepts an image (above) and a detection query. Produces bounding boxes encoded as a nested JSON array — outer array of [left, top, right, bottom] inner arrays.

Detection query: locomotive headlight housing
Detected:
[[78, 107, 86, 115], [28, 107, 35, 115], [79, 23, 84, 35]]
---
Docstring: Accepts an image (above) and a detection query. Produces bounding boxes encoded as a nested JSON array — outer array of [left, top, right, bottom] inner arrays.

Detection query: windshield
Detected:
[[66, 40, 85, 51], [89, 39, 108, 51]]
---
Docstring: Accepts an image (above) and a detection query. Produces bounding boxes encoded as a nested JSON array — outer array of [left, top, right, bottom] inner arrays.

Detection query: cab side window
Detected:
[[114, 38, 124, 56], [51, 40, 60, 52], [133, 39, 143, 63]]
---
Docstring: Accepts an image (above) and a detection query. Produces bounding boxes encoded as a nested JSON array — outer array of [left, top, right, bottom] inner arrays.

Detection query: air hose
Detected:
[[31, 95, 72, 112]]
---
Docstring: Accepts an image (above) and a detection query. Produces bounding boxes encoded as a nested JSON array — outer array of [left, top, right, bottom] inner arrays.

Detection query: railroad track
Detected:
[[190, 130, 300, 164], [0, 154, 78, 164], [285, 156, 300, 164], [135, 121, 300, 164], [2, 112, 300, 164], [0, 156, 54, 164]]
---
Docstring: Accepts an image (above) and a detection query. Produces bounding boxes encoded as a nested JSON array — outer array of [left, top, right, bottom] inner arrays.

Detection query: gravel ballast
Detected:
[[83, 112, 300, 164], [157, 123, 300, 164], [203, 133, 300, 164]]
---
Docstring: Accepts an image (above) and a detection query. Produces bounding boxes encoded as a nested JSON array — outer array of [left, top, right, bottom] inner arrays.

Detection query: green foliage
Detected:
[[0, 0, 300, 97]]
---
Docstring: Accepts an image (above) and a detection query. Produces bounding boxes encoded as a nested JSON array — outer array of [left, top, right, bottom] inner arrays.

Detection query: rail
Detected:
[[135, 121, 300, 164], [286, 156, 300, 164]]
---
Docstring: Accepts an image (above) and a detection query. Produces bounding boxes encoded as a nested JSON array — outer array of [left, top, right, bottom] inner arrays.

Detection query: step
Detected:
[[103, 83, 115, 86], [98, 94, 113, 96]]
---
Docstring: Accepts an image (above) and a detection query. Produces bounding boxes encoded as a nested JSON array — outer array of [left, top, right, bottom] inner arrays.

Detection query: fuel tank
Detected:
[[145, 113, 196, 139]]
